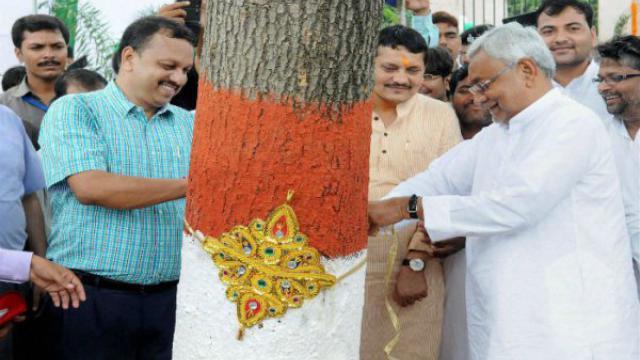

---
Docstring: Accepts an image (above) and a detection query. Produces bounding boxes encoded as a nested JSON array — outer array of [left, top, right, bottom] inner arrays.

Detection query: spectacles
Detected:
[[423, 73, 443, 81], [592, 73, 640, 85], [468, 63, 515, 96]]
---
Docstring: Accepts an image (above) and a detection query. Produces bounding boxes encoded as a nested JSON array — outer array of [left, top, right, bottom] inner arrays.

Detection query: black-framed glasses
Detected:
[[468, 63, 515, 96], [423, 73, 443, 81], [592, 73, 640, 85]]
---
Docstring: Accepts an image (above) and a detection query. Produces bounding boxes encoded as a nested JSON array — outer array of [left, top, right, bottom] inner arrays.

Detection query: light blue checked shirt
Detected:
[[39, 81, 194, 284]]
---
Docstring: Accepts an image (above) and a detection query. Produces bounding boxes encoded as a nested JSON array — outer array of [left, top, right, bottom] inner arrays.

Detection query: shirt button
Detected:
[[384, 132, 388, 137], [374, 116, 379, 121], [382, 150, 387, 154]]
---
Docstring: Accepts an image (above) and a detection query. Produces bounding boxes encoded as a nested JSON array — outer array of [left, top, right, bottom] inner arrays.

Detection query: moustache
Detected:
[[37, 60, 61, 67], [385, 83, 411, 90], [159, 80, 180, 90]]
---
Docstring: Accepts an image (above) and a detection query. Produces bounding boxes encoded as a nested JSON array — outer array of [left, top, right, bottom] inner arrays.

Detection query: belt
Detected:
[[72, 270, 178, 294]]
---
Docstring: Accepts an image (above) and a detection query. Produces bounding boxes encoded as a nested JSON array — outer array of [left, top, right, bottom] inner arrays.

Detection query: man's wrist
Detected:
[[407, 249, 430, 261]]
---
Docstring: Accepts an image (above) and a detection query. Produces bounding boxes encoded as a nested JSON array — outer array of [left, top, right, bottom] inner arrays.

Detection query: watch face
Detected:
[[409, 258, 425, 272]]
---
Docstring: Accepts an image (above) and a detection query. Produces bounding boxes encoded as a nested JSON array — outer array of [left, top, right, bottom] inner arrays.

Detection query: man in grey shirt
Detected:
[[0, 15, 68, 149]]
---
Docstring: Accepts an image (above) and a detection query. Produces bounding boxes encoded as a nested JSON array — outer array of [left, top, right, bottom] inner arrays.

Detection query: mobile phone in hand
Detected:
[[180, 0, 201, 36]]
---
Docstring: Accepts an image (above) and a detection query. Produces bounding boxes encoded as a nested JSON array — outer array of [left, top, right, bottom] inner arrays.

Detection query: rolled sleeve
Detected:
[[0, 249, 32, 283], [39, 95, 107, 187]]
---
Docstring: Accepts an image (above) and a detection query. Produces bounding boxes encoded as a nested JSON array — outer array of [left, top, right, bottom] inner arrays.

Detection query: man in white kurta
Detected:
[[368, 23, 639, 360], [596, 36, 640, 297], [536, 1, 611, 122]]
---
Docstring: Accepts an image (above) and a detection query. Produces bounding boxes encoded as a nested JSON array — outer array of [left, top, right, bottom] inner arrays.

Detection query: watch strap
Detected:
[[407, 194, 419, 219]]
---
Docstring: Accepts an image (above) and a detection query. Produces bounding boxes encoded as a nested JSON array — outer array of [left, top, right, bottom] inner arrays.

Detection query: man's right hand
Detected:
[[30, 256, 86, 309], [158, 1, 190, 24], [406, 0, 431, 16]]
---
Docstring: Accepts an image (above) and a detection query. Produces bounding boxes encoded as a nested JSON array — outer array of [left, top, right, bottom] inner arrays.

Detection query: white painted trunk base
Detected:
[[173, 235, 366, 360]]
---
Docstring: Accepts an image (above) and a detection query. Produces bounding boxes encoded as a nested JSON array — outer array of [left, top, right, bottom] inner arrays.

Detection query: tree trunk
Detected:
[[187, 0, 382, 257], [175, 1, 383, 359]]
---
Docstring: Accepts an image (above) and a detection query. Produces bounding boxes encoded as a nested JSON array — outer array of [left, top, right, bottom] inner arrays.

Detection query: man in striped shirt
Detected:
[[39, 17, 195, 359], [361, 25, 461, 360]]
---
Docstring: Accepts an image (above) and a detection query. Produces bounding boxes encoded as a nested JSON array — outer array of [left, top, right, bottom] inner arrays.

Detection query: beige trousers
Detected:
[[360, 223, 444, 360]]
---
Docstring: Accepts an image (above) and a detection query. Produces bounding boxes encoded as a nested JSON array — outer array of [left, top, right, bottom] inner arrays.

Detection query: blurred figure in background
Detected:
[[420, 47, 454, 101], [53, 68, 107, 100], [2, 66, 27, 92]]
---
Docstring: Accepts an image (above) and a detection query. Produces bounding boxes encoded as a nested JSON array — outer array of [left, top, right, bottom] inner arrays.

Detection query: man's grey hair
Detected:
[[468, 22, 556, 79]]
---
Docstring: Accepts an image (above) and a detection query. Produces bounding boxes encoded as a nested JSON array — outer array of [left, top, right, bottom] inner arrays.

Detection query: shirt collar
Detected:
[[396, 93, 420, 120], [552, 60, 598, 89], [612, 116, 636, 141], [11, 77, 33, 98], [106, 81, 174, 119], [506, 88, 559, 132]]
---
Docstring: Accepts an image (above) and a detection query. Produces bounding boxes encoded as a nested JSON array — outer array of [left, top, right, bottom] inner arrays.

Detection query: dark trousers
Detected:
[[45, 278, 178, 360]]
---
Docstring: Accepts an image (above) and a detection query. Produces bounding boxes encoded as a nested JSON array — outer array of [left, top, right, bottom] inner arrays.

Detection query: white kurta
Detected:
[[553, 60, 612, 123], [607, 117, 640, 297], [391, 88, 639, 359]]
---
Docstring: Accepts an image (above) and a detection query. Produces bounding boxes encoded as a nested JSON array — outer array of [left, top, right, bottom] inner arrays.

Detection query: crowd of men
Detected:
[[0, 0, 638, 359]]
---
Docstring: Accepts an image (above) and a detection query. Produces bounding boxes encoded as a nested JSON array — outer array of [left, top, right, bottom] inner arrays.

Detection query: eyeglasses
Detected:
[[423, 73, 443, 81], [468, 63, 515, 96], [592, 73, 640, 85]]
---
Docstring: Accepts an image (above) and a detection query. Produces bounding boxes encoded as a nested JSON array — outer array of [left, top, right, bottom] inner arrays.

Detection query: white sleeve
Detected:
[[423, 117, 600, 242], [385, 140, 477, 199]]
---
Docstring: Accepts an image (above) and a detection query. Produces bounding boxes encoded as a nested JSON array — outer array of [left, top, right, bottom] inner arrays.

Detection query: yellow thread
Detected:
[[383, 226, 401, 360]]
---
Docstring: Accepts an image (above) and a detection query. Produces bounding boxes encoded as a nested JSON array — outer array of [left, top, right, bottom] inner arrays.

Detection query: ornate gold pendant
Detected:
[[200, 191, 337, 332]]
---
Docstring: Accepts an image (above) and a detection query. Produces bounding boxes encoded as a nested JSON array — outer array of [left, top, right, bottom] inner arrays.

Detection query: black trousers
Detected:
[[45, 279, 178, 360]]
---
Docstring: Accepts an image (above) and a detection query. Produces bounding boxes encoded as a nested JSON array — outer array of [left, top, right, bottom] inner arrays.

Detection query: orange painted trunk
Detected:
[[187, 82, 372, 258]]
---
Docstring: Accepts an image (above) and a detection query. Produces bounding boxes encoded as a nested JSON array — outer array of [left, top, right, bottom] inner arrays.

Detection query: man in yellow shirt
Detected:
[[360, 25, 461, 360]]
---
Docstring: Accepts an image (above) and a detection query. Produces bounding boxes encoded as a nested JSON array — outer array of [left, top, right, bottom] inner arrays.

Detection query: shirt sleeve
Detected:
[[386, 140, 477, 199], [39, 95, 107, 187], [21, 120, 45, 195], [422, 116, 600, 242], [0, 249, 32, 283], [410, 13, 440, 48]]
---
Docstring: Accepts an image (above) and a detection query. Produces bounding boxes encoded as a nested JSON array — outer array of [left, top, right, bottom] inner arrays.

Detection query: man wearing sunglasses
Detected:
[[367, 23, 639, 359], [596, 36, 640, 299]]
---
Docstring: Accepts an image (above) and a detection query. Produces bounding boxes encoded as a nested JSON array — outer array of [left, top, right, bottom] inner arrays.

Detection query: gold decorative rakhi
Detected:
[[185, 191, 362, 339]]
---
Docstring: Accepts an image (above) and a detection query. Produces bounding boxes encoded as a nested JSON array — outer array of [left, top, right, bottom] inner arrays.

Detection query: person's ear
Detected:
[[517, 58, 538, 87], [14, 47, 24, 63], [119, 46, 137, 73]]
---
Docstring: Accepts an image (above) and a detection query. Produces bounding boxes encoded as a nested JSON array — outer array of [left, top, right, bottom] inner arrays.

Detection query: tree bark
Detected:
[[187, 0, 382, 258]]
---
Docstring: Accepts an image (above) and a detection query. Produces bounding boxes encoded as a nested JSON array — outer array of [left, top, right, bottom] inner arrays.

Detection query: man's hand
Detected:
[[414, 222, 465, 258], [158, 1, 190, 24], [406, 0, 431, 15], [30, 256, 86, 309], [430, 237, 465, 258], [0, 323, 11, 340], [393, 252, 428, 307], [368, 197, 411, 235]]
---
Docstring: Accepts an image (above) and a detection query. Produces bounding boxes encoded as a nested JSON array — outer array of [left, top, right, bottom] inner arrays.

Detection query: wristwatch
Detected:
[[402, 258, 425, 272], [407, 194, 419, 219]]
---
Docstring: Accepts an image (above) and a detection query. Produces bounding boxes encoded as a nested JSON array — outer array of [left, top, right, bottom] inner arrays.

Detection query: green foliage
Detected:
[[72, 2, 118, 79], [614, 13, 631, 37], [382, 4, 399, 28], [52, 0, 78, 49]]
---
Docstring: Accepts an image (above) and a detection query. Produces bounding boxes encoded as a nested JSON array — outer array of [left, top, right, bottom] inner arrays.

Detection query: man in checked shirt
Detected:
[[38, 17, 195, 360]]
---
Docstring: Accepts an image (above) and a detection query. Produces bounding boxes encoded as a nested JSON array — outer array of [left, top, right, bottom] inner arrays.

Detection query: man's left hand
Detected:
[[393, 262, 428, 307]]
